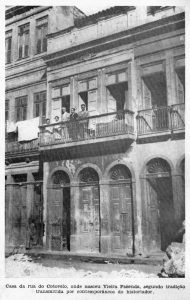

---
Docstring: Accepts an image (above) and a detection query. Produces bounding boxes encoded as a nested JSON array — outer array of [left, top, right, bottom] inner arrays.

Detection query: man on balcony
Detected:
[[69, 107, 78, 140], [61, 107, 70, 141], [78, 104, 89, 139]]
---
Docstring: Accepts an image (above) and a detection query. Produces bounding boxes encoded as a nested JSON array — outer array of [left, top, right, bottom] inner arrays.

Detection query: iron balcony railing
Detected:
[[39, 110, 134, 146], [137, 103, 185, 135], [5, 138, 39, 154]]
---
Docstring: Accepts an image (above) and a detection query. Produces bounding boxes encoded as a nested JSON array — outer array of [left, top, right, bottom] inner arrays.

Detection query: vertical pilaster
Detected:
[[165, 52, 176, 106], [101, 69, 107, 114], [172, 174, 185, 227], [26, 172, 34, 220], [70, 182, 80, 251], [43, 162, 49, 247], [99, 181, 110, 254], [6, 174, 13, 246]]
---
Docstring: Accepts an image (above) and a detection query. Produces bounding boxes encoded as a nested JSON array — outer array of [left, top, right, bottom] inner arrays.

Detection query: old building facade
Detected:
[[5, 6, 185, 256]]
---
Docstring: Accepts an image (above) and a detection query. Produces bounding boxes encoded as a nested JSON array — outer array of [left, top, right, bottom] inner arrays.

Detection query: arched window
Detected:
[[51, 170, 70, 185], [146, 158, 171, 175], [109, 164, 131, 180], [79, 167, 99, 184]]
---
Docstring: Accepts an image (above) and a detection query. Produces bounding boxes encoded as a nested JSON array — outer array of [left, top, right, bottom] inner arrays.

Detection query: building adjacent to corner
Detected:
[[5, 6, 185, 256]]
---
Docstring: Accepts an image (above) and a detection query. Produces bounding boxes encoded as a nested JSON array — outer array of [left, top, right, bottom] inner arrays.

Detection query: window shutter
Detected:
[[24, 45, 29, 57], [37, 39, 41, 54], [42, 37, 47, 52], [19, 46, 22, 59], [88, 90, 97, 114]]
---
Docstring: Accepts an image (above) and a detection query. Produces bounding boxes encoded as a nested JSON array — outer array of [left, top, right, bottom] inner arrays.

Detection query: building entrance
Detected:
[[109, 165, 134, 255], [146, 158, 176, 251], [78, 168, 100, 253], [47, 170, 70, 251]]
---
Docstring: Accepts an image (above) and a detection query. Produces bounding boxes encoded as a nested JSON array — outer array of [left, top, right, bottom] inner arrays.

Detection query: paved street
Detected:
[[6, 254, 161, 277]]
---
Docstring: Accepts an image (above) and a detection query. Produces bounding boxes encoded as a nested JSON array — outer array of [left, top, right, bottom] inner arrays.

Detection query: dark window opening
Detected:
[[78, 91, 88, 110], [62, 95, 70, 113], [12, 174, 27, 183], [142, 72, 167, 108], [107, 82, 128, 112], [34, 91, 46, 124], [15, 96, 28, 122], [5, 100, 9, 122]]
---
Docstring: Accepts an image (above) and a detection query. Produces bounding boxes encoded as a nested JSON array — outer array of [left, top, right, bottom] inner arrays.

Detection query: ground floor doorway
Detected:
[[47, 170, 70, 251]]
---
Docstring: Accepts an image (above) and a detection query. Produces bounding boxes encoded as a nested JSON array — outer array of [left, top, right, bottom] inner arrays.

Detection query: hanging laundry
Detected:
[[6, 121, 17, 133], [17, 117, 40, 142]]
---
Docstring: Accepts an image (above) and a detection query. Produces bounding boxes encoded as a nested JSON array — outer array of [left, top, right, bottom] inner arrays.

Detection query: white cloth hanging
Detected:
[[17, 117, 40, 142], [6, 121, 17, 133]]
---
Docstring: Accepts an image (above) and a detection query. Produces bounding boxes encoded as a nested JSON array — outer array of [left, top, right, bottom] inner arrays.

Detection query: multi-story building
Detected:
[[5, 6, 185, 257]]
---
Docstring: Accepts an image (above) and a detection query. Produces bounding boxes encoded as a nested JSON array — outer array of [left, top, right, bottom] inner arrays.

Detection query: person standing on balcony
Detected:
[[69, 107, 78, 140], [78, 104, 89, 139], [43, 118, 53, 144], [53, 116, 62, 140], [61, 107, 70, 141]]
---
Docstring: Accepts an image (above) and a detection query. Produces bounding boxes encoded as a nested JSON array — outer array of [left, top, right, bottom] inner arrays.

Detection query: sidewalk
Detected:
[[6, 247, 164, 266]]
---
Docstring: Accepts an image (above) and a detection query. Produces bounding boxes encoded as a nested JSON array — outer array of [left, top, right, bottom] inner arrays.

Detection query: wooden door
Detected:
[[48, 188, 63, 251], [147, 178, 161, 251], [11, 184, 27, 245], [110, 183, 133, 255], [48, 187, 70, 251], [33, 184, 43, 246], [79, 185, 100, 252]]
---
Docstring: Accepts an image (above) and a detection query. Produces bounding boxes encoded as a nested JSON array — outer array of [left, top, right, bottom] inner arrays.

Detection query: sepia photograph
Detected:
[[3, 1, 187, 289]]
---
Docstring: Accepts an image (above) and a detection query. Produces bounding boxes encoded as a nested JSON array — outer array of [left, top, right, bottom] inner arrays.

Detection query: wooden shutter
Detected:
[[52, 98, 61, 121], [88, 90, 97, 114]]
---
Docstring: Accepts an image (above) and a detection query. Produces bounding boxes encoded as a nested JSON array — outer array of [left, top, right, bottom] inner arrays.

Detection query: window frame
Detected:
[[5, 30, 12, 64], [36, 16, 48, 54], [15, 96, 28, 122], [18, 23, 30, 60], [33, 91, 47, 123]]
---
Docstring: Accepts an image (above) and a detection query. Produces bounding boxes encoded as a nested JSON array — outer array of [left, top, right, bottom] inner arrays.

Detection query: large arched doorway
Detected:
[[47, 170, 70, 251], [145, 158, 175, 251], [78, 167, 100, 253], [109, 164, 134, 255]]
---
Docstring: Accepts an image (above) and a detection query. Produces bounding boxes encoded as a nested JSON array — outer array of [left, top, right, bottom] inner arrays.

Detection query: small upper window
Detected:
[[5, 30, 12, 64], [36, 17, 48, 54], [18, 23, 30, 59]]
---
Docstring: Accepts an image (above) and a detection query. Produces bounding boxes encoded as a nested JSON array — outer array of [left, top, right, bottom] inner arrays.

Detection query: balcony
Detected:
[[137, 103, 185, 141], [39, 110, 135, 158], [5, 138, 39, 162]]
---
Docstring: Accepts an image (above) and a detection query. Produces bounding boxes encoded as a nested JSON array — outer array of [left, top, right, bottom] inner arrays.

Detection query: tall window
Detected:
[[36, 17, 48, 54], [5, 100, 9, 122], [5, 31, 12, 64], [18, 23, 30, 59], [78, 78, 97, 114], [15, 96, 28, 121], [34, 91, 46, 123]]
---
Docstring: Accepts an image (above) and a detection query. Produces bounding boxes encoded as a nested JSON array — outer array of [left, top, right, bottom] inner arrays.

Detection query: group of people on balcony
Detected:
[[44, 104, 91, 142], [42, 104, 128, 144]]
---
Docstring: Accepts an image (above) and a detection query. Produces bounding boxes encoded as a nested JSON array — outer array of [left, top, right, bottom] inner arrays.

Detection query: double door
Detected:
[[110, 183, 133, 255], [48, 187, 70, 251], [79, 185, 100, 252]]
